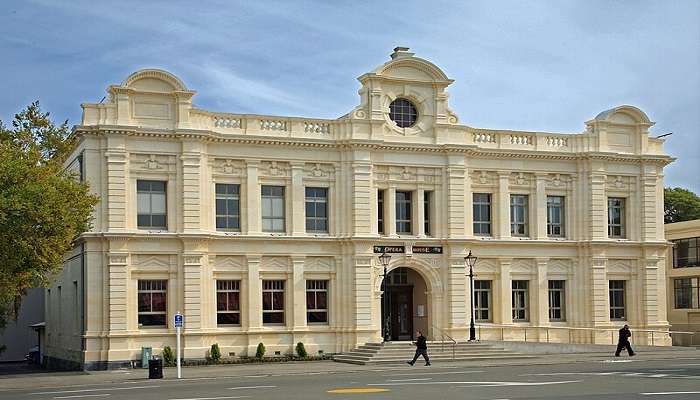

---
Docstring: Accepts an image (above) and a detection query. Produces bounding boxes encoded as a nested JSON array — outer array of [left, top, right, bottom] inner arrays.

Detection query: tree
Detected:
[[665, 187, 700, 223], [0, 102, 99, 333]]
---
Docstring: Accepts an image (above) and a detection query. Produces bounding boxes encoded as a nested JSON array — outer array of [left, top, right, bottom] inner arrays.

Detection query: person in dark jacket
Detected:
[[407, 330, 431, 366], [615, 324, 635, 356]]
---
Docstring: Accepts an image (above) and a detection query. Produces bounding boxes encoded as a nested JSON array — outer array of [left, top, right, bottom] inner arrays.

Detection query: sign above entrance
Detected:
[[373, 246, 442, 254]]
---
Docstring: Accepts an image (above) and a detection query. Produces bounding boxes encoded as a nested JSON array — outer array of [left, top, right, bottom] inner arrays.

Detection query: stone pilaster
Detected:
[[446, 155, 466, 238], [497, 172, 511, 239], [246, 255, 262, 330], [416, 188, 425, 237], [448, 258, 467, 330], [642, 258, 660, 326], [497, 259, 512, 324], [351, 152, 372, 236], [353, 257, 373, 330], [590, 257, 608, 324], [182, 254, 203, 330], [534, 174, 548, 240], [386, 187, 397, 236], [181, 145, 202, 232], [105, 148, 127, 231], [291, 163, 306, 235], [532, 258, 549, 325], [640, 165, 659, 242], [245, 161, 261, 235], [589, 172, 607, 240], [291, 256, 306, 329], [107, 253, 128, 331]]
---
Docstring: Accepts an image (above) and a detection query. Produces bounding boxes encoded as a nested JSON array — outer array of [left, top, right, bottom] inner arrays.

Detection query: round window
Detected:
[[389, 98, 418, 128]]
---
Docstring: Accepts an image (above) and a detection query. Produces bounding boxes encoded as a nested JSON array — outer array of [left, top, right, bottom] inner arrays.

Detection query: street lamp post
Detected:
[[378, 251, 392, 342], [464, 250, 478, 342]]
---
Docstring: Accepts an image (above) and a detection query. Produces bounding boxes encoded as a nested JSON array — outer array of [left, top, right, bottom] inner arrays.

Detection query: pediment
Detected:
[[215, 256, 246, 271], [132, 254, 171, 268]]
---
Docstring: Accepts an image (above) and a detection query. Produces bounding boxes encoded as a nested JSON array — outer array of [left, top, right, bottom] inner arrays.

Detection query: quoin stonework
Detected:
[[44, 48, 674, 369]]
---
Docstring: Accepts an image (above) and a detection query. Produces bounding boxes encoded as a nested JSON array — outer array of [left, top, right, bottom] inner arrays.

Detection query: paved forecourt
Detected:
[[1, 353, 700, 400]]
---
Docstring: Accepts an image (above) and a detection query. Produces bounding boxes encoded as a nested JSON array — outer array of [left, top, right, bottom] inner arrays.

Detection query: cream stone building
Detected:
[[665, 219, 700, 346], [44, 48, 674, 369]]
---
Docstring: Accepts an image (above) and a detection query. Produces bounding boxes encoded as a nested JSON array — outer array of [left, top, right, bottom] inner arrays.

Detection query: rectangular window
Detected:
[[673, 237, 700, 268], [215, 184, 240, 231], [306, 280, 329, 323], [378, 190, 385, 234], [511, 280, 529, 321], [396, 191, 412, 234], [261, 186, 285, 232], [548, 280, 566, 321], [424, 191, 431, 236], [473, 193, 492, 236], [674, 278, 700, 309], [547, 196, 565, 237], [262, 280, 285, 324], [510, 194, 529, 237], [216, 280, 241, 325], [609, 280, 626, 320], [608, 197, 626, 238], [137, 180, 167, 229], [138, 280, 167, 327], [474, 280, 492, 321], [305, 187, 328, 233]]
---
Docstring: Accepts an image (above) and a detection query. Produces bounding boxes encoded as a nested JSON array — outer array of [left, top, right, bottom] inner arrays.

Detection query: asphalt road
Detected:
[[2, 356, 700, 400]]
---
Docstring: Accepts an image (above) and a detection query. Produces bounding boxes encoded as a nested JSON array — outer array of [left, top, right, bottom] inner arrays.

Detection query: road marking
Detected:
[[369, 380, 580, 387], [240, 375, 269, 378], [227, 386, 277, 390], [387, 378, 432, 382], [32, 386, 159, 395], [168, 397, 250, 400], [178, 377, 218, 381], [328, 388, 390, 394], [54, 395, 111, 399], [651, 369, 685, 372], [678, 363, 700, 366], [388, 370, 484, 377], [641, 391, 700, 396]]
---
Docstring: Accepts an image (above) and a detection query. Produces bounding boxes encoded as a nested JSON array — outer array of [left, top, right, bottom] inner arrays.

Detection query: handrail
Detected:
[[475, 323, 696, 346], [432, 325, 457, 360]]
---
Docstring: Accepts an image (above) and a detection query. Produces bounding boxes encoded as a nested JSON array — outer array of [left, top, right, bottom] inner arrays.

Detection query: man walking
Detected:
[[407, 330, 431, 366], [615, 324, 635, 357]]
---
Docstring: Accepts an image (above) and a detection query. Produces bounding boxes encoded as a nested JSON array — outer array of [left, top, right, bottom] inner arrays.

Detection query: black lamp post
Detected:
[[378, 251, 392, 342], [464, 250, 478, 341]]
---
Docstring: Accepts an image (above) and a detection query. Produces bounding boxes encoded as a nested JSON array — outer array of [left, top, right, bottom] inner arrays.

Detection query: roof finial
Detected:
[[391, 46, 414, 60]]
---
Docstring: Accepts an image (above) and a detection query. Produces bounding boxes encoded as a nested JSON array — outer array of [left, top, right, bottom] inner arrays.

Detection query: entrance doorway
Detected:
[[381, 267, 428, 341]]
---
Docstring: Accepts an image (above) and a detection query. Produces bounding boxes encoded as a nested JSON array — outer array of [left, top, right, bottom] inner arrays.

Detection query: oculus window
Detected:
[[389, 98, 417, 128]]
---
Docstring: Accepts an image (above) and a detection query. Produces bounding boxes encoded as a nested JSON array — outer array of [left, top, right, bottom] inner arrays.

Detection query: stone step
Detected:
[[348, 349, 518, 356], [333, 353, 536, 365]]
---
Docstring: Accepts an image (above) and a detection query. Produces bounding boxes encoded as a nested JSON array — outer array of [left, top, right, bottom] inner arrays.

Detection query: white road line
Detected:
[[227, 386, 277, 390], [32, 386, 159, 395], [388, 370, 484, 377], [239, 375, 268, 378], [387, 378, 433, 382], [651, 369, 685, 372], [53, 395, 111, 399], [369, 380, 581, 387], [641, 391, 700, 396], [178, 377, 218, 381], [678, 363, 700, 366], [168, 397, 250, 400]]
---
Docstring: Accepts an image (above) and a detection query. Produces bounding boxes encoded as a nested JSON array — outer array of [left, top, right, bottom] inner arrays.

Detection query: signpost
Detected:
[[174, 312, 183, 379]]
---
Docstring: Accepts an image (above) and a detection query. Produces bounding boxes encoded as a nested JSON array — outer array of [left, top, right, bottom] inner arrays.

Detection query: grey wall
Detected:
[[0, 288, 45, 362]]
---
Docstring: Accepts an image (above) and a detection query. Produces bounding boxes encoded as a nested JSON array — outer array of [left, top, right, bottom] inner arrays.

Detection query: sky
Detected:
[[1, 0, 698, 192]]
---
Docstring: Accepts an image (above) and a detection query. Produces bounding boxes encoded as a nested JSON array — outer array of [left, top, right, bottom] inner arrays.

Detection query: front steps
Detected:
[[333, 341, 535, 365]]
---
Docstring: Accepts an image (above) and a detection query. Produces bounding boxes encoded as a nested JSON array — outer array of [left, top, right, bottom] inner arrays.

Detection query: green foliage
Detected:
[[255, 342, 266, 359], [295, 342, 307, 358], [665, 187, 700, 223], [0, 102, 99, 328], [210, 343, 221, 363], [162, 346, 175, 367]]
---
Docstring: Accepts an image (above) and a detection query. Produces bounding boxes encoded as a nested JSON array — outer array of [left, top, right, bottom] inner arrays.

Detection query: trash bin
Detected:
[[141, 347, 152, 369], [148, 357, 163, 379]]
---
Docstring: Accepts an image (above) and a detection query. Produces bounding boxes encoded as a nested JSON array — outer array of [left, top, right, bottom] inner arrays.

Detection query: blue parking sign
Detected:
[[174, 313, 183, 328]]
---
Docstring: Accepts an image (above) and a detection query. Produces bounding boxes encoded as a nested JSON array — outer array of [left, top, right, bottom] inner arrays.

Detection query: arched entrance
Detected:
[[382, 267, 429, 341]]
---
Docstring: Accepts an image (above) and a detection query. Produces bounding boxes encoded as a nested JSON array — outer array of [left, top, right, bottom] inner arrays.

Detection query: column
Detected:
[[181, 142, 202, 232], [107, 253, 128, 331], [416, 188, 425, 237], [640, 164, 659, 242], [497, 172, 511, 239], [291, 163, 305, 236], [291, 256, 306, 330], [386, 187, 397, 236], [448, 258, 467, 334], [246, 255, 262, 330], [465, 169, 474, 238], [105, 146, 127, 231], [532, 258, 549, 326], [497, 259, 512, 324], [642, 258, 660, 327], [182, 254, 203, 330], [446, 155, 466, 238], [534, 174, 548, 240], [589, 170, 607, 240], [353, 257, 373, 339], [351, 152, 372, 236], [245, 161, 261, 235], [590, 256, 608, 343]]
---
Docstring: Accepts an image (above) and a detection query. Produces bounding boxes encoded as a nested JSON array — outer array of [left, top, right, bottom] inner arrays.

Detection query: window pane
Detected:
[[138, 293, 150, 312], [151, 193, 166, 214], [217, 313, 240, 325], [217, 292, 227, 311], [137, 193, 150, 213], [151, 293, 166, 311]]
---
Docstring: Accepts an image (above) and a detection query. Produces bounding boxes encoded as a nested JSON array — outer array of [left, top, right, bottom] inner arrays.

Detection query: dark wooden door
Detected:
[[390, 286, 413, 341]]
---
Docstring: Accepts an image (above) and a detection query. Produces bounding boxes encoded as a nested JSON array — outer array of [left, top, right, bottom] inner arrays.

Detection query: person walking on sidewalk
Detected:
[[407, 330, 431, 366], [615, 324, 635, 357]]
